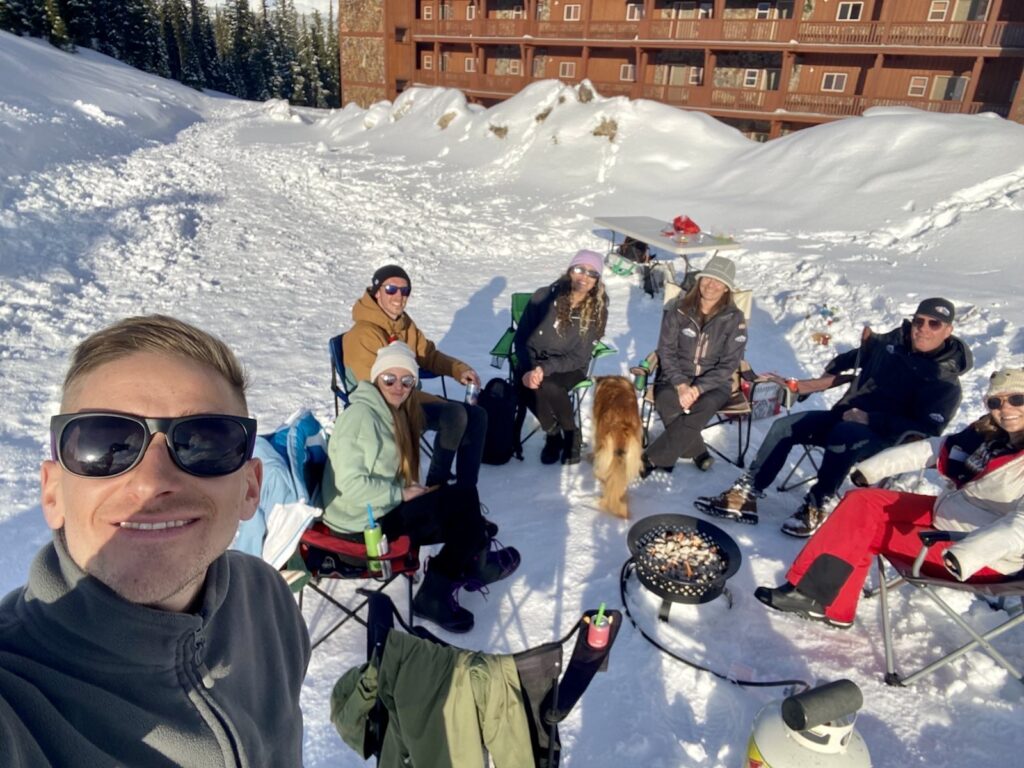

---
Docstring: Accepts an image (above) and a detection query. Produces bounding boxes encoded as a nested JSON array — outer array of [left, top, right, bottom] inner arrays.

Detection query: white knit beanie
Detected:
[[370, 341, 419, 385], [987, 367, 1024, 398]]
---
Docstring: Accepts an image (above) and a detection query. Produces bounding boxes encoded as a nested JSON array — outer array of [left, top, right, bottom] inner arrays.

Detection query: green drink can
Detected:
[[363, 525, 390, 579]]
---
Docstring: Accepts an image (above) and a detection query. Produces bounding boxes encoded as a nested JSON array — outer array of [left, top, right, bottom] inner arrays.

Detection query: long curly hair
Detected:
[[555, 272, 607, 338]]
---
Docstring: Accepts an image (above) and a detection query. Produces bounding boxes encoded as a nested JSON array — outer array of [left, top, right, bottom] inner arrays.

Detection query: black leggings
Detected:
[[517, 368, 586, 433], [379, 485, 487, 579]]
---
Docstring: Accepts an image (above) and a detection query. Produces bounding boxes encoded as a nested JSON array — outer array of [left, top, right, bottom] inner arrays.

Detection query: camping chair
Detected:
[[489, 293, 617, 457], [297, 521, 420, 650], [872, 530, 1024, 687], [632, 289, 781, 468], [338, 591, 621, 767]]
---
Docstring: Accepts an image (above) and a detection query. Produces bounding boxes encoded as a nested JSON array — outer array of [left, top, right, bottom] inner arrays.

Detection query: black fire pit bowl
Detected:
[[627, 513, 742, 620]]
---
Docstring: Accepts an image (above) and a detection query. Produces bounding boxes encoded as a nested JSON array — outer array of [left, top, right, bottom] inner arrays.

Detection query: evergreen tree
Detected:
[[43, 0, 71, 49], [305, 11, 330, 108], [326, 0, 340, 107], [160, 0, 201, 87], [190, 0, 225, 91], [272, 0, 300, 103], [58, 0, 94, 47]]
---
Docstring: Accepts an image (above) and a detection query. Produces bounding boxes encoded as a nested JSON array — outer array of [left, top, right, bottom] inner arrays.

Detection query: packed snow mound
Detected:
[[0, 31, 225, 179]]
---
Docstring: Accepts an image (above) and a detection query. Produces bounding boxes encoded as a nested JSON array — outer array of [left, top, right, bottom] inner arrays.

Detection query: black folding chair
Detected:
[[345, 592, 622, 767]]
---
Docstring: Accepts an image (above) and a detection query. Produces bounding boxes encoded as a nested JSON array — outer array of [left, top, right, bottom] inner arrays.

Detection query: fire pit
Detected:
[[627, 514, 742, 621]]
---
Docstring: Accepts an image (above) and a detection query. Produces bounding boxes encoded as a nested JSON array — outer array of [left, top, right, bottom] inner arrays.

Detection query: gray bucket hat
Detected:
[[699, 255, 736, 292]]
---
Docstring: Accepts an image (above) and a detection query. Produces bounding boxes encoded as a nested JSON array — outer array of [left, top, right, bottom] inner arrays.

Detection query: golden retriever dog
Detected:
[[592, 376, 644, 518]]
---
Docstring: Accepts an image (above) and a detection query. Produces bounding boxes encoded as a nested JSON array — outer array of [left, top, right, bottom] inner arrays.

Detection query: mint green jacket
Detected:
[[321, 384, 404, 533]]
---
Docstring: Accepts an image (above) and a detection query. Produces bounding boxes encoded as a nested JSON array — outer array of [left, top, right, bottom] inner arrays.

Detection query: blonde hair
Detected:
[[386, 391, 423, 486], [63, 314, 248, 410]]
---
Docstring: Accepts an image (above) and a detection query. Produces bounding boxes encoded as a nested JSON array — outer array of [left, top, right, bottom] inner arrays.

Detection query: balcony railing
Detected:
[[590, 81, 637, 97], [411, 18, 1022, 49]]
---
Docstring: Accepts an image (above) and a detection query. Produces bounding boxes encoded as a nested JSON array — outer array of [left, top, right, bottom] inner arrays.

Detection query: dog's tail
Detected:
[[594, 433, 644, 518]]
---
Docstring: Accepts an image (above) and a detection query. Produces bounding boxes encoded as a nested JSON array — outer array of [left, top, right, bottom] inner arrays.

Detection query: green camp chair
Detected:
[[489, 292, 533, 376]]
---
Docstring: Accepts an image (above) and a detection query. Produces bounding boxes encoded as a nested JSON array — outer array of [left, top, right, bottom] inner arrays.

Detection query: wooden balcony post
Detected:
[[986, 0, 1006, 46], [779, 50, 795, 100], [705, 49, 716, 90], [434, 41, 441, 85], [634, 45, 643, 99], [963, 56, 984, 106], [583, 0, 592, 41], [641, 0, 654, 39], [712, 0, 724, 20], [525, 44, 534, 82], [582, 45, 591, 81], [864, 52, 884, 104]]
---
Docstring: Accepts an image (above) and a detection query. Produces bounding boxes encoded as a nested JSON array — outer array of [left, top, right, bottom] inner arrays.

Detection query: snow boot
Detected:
[[561, 429, 582, 465], [463, 541, 521, 592], [754, 583, 852, 630], [693, 451, 714, 472], [412, 567, 474, 633], [694, 474, 758, 524], [540, 429, 564, 464], [781, 495, 832, 538]]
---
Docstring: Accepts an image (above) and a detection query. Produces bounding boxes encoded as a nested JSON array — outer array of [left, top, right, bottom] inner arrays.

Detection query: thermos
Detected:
[[633, 358, 652, 391]]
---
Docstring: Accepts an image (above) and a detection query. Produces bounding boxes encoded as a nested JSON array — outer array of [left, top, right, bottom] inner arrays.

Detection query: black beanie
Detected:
[[370, 265, 411, 295]]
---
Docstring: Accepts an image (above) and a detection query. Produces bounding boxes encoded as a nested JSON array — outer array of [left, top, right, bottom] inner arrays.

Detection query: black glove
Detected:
[[943, 550, 963, 580], [850, 469, 870, 488]]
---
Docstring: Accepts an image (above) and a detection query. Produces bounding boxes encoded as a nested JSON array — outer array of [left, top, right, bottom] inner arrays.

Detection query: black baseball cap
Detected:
[[914, 298, 955, 324]]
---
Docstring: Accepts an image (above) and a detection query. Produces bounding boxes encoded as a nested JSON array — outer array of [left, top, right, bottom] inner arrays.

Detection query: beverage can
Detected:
[[586, 614, 611, 649], [465, 381, 480, 406], [364, 525, 388, 577]]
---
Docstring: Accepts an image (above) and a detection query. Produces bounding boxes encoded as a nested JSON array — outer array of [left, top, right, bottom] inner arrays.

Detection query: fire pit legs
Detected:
[[658, 599, 672, 622]]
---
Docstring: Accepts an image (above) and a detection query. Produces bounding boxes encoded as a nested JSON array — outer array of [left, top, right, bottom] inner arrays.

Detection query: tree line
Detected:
[[0, 0, 341, 108]]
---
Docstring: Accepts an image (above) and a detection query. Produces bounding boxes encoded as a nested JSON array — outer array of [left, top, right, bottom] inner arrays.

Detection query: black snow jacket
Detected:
[[655, 296, 747, 398], [513, 280, 608, 377], [826, 320, 972, 440]]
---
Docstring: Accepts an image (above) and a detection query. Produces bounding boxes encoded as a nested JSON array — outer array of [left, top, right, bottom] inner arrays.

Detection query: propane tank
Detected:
[[746, 679, 870, 768]]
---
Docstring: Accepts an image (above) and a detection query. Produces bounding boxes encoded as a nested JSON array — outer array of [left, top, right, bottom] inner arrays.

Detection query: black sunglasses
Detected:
[[378, 372, 416, 389], [51, 412, 258, 479], [987, 393, 1024, 410], [570, 265, 601, 280], [382, 284, 411, 296], [912, 316, 946, 330]]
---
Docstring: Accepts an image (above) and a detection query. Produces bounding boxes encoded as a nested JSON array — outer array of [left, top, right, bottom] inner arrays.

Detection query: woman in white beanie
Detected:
[[321, 341, 520, 633], [755, 366, 1024, 628]]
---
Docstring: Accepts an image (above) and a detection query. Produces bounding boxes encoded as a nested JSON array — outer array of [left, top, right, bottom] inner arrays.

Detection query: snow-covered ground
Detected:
[[2, 30, 1024, 767]]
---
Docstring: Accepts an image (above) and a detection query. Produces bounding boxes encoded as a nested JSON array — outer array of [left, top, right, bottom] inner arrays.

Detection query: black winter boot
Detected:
[[540, 429, 563, 464], [463, 542, 521, 592], [412, 567, 474, 633], [561, 429, 582, 465]]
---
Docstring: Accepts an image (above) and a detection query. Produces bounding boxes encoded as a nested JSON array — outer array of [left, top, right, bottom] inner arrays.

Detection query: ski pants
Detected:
[[646, 383, 730, 469], [517, 368, 586, 434], [422, 399, 487, 489], [786, 488, 1003, 623], [750, 409, 893, 505]]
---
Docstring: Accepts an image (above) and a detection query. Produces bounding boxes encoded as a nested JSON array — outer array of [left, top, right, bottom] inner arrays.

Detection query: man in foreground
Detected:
[[0, 315, 310, 767], [697, 298, 972, 536]]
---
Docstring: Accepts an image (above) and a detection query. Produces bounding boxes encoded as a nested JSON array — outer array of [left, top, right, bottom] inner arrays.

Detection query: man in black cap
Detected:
[[696, 297, 972, 536], [342, 265, 486, 488]]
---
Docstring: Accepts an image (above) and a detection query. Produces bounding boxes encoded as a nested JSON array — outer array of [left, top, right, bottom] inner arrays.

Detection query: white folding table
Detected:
[[594, 215, 741, 279]]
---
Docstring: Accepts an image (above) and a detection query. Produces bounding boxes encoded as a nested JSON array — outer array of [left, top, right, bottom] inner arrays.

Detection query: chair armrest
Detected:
[[912, 530, 969, 577]]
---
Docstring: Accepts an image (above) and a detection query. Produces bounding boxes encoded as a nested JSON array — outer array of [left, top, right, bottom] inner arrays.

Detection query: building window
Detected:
[[466, 4, 475, 20], [464, 56, 476, 72], [440, 52, 449, 71], [423, 4, 432, 20], [509, 59, 522, 75], [821, 72, 847, 92], [423, 53, 433, 70], [564, 4, 581, 21], [743, 69, 760, 88], [689, 66, 703, 85], [932, 75, 968, 101], [836, 2, 862, 21], [907, 76, 928, 97], [439, 4, 451, 20], [755, 2, 772, 19], [620, 63, 636, 81], [698, 2, 713, 18], [559, 61, 576, 78], [395, 27, 409, 42], [927, 1, 948, 21], [512, 5, 524, 18], [626, 4, 643, 20]]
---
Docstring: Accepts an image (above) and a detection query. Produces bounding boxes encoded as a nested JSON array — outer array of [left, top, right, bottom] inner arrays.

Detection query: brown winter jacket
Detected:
[[343, 291, 472, 405]]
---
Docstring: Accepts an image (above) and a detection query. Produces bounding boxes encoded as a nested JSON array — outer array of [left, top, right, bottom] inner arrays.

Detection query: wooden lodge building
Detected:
[[338, 0, 1024, 140]]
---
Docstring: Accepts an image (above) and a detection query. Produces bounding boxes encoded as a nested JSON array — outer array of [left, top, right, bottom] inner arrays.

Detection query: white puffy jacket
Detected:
[[856, 437, 1024, 579]]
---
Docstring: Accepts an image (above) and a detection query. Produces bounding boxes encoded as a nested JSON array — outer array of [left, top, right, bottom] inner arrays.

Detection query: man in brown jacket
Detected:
[[343, 264, 486, 488]]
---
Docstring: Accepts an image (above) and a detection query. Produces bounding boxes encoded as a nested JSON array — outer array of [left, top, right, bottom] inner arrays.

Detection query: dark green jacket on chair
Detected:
[[332, 631, 534, 768]]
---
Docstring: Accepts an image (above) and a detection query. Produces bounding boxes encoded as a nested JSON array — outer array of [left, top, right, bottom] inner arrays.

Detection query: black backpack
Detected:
[[479, 377, 520, 465]]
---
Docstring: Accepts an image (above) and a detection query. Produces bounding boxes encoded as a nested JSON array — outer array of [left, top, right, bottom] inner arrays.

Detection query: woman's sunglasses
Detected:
[[378, 372, 417, 389], [570, 265, 601, 280], [382, 284, 411, 296], [987, 393, 1024, 410], [912, 316, 946, 330], [50, 412, 257, 479]]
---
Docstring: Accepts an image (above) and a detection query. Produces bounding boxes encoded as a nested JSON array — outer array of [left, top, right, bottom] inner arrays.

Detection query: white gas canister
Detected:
[[746, 680, 871, 768]]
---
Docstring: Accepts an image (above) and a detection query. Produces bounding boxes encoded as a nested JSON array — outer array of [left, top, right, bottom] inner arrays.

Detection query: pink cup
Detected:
[[587, 615, 611, 649]]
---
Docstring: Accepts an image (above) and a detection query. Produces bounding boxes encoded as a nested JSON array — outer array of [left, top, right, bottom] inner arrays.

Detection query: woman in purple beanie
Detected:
[[513, 250, 609, 465]]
